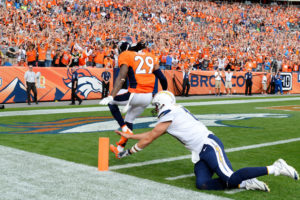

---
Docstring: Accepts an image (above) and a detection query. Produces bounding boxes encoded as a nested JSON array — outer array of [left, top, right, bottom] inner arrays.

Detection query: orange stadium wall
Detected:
[[1, 68, 300, 104], [0, 67, 113, 104]]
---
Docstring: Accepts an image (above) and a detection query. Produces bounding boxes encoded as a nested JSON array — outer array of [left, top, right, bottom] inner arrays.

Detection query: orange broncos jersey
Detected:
[[118, 51, 159, 93]]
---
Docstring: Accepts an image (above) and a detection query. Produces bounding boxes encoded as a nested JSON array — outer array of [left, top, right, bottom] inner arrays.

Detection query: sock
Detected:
[[125, 122, 133, 131], [267, 165, 275, 175], [108, 104, 125, 127], [121, 125, 132, 133], [117, 125, 133, 148], [117, 146, 124, 152]]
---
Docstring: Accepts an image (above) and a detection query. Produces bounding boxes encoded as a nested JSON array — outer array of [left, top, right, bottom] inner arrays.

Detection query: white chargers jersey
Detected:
[[157, 105, 212, 162]]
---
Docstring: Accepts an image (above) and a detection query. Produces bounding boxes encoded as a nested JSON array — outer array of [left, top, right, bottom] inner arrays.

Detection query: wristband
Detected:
[[130, 143, 143, 153]]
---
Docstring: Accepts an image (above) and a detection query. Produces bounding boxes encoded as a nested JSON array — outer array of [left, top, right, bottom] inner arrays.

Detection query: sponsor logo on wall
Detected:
[[281, 72, 292, 91]]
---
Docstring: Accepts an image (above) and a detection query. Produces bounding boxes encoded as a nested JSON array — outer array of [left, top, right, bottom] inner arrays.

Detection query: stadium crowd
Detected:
[[0, 0, 299, 72]]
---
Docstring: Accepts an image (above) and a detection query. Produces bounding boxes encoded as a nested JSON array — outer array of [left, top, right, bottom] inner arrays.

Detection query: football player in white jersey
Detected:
[[115, 91, 299, 191]]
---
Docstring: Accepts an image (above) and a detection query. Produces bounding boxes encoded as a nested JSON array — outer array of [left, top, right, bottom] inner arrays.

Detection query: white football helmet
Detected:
[[152, 91, 176, 116]]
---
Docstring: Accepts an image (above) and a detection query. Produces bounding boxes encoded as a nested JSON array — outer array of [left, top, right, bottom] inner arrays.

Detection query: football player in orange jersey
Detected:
[[100, 41, 168, 158]]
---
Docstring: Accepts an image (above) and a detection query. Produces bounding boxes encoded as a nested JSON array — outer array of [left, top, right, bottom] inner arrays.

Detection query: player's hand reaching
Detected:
[[118, 149, 131, 159], [99, 96, 113, 105], [115, 130, 133, 139]]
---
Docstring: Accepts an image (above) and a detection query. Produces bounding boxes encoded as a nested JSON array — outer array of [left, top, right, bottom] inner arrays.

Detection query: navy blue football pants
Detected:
[[194, 134, 268, 190]]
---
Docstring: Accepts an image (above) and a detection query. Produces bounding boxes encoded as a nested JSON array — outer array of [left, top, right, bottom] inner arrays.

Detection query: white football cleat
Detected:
[[244, 178, 270, 192], [272, 159, 299, 180]]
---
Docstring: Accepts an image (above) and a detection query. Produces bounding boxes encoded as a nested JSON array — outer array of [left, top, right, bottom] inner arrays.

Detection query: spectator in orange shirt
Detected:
[[61, 50, 72, 67], [26, 44, 37, 66], [18, 58, 28, 67], [37, 42, 48, 67], [94, 46, 105, 68]]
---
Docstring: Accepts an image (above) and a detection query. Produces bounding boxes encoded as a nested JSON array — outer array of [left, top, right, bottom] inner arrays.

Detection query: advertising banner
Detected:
[[1, 68, 300, 104], [163, 70, 271, 95], [0, 67, 113, 103]]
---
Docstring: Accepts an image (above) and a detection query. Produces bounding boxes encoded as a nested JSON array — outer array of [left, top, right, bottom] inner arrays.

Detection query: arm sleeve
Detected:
[[153, 69, 168, 90]]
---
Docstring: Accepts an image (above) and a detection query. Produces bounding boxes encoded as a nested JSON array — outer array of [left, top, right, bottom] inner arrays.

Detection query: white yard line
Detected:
[[225, 137, 300, 153], [0, 145, 230, 200], [1, 97, 300, 117], [110, 137, 300, 171], [165, 173, 195, 181], [224, 189, 245, 194]]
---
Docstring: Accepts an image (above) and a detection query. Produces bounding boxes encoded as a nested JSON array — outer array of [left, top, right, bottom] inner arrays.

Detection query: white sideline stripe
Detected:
[[1, 97, 300, 117], [165, 173, 195, 181], [109, 155, 190, 170], [111, 137, 300, 171], [0, 145, 230, 200], [180, 97, 300, 107], [224, 189, 245, 194]]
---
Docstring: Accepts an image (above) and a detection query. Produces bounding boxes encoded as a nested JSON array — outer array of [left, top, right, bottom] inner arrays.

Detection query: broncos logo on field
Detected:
[[0, 113, 290, 134], [63, 68, 102, 98], [0, 116, 114, 134]]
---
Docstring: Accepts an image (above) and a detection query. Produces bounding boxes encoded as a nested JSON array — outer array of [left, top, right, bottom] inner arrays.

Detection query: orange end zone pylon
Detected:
[[98, 137, 109, 171]]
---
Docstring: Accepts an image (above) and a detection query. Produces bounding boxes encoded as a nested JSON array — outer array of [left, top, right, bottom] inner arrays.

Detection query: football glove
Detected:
[[99, 96, 113, 105], [118, 149, 131, 159]]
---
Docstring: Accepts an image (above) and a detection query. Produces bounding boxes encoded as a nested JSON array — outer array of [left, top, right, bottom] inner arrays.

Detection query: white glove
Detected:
[[99, 96, 113, 105]]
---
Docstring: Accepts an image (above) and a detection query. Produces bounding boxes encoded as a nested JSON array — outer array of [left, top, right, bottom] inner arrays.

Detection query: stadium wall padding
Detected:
[[0, 67, 300, 103], [0, 67, 113, 103]]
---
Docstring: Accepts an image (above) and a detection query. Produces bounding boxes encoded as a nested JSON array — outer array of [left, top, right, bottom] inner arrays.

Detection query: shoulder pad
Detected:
[[158, 109, 171, 119]]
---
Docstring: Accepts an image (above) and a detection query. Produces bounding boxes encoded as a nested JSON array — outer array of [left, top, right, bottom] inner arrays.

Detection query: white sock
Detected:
[[117, 145, 124, 152], [267, 166, 275, 175], [121, 125, 128, 132], [239, 181, 246, 189]]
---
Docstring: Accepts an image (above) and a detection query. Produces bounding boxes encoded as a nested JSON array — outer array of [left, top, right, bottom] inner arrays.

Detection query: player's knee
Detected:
[[228, 173, 242, 188], [196, 179, 209, 190]]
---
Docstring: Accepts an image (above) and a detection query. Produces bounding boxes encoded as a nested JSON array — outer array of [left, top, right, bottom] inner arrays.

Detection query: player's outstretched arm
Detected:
[[135, 121, 171, 149], [111, 64, 129, 97], [117, 121, 171, 159], [153, 64, 168, 90]]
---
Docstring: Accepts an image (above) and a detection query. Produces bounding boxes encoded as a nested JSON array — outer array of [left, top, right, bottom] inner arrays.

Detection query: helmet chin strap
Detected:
[[151, 103, 164, 117]]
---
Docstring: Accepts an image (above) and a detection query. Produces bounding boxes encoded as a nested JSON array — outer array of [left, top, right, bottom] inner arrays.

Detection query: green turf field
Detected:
[[1, 96, 300, 199]]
